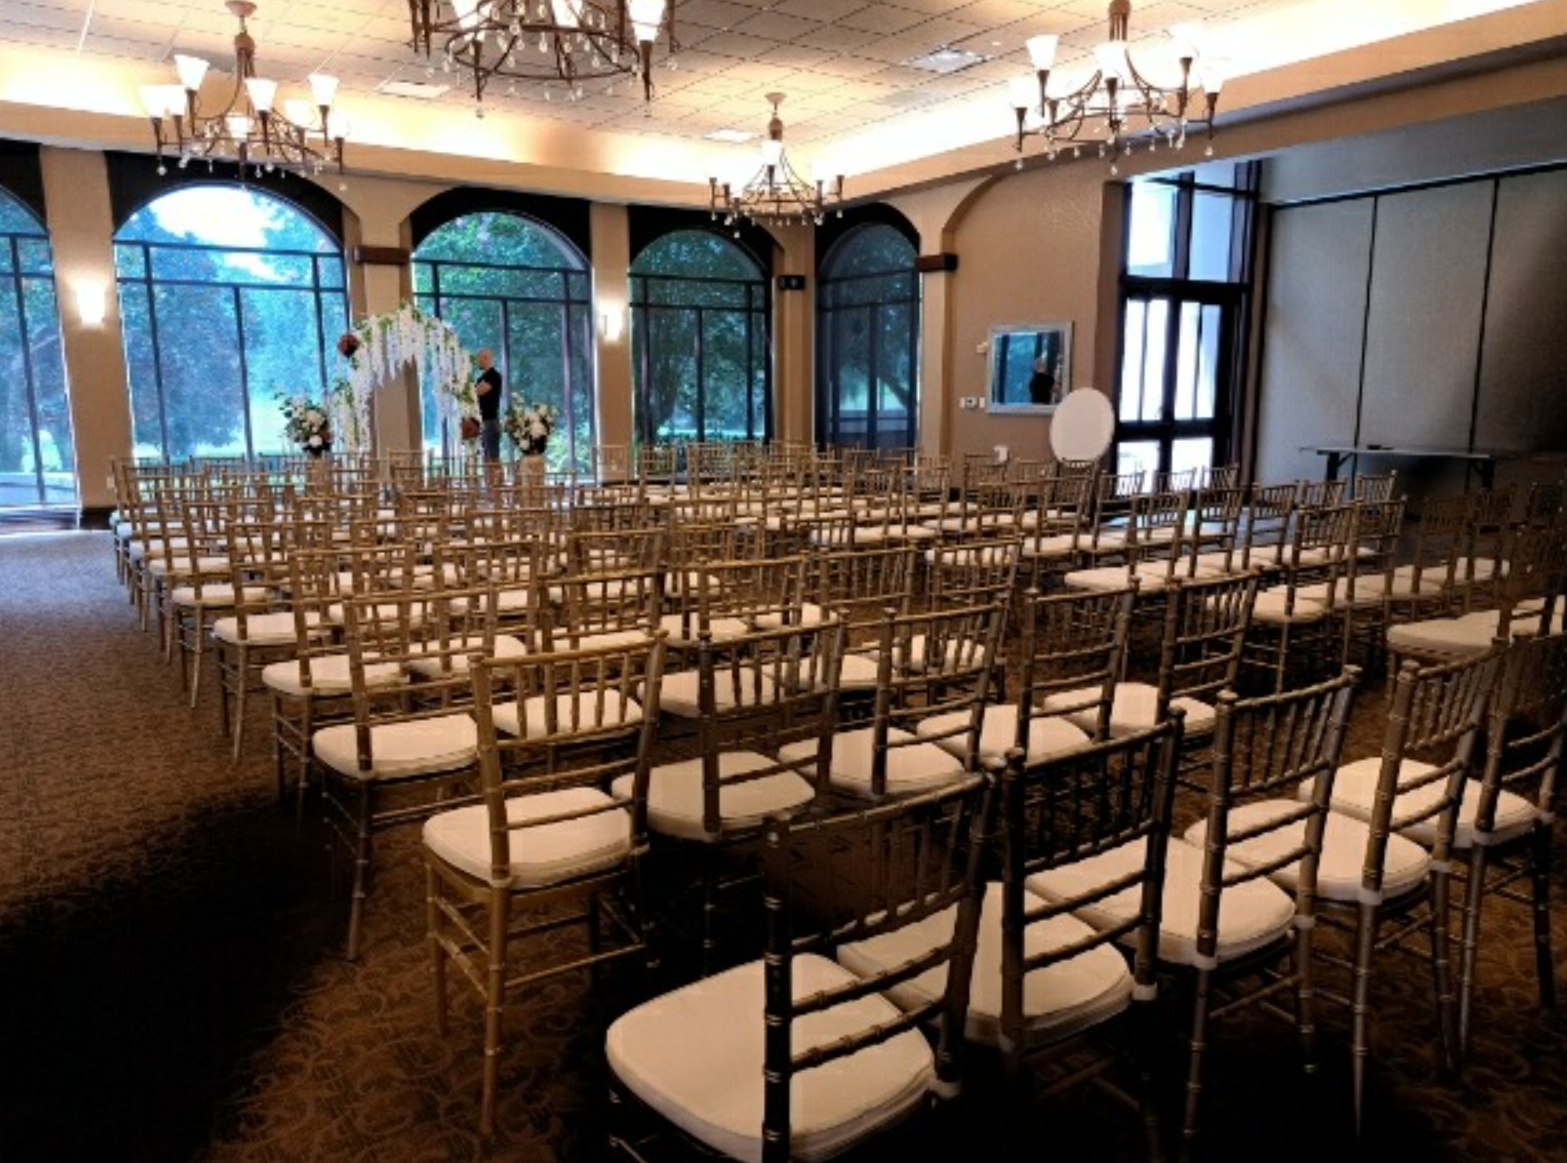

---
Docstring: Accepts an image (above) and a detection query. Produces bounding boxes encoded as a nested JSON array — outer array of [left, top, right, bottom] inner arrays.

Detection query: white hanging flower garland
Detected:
[[331, 302, 476, 451]]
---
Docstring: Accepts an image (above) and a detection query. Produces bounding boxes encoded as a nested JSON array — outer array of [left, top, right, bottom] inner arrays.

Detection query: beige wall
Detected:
[[913, 161, 1119, 467], [39, 147, 130, 510], [591, 203, 632, 452]]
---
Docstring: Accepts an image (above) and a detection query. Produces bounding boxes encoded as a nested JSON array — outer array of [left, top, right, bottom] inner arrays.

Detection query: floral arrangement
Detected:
[[277, 392, 332, 453], [334, 303, 474, 452], [503, 399, 558, 456]]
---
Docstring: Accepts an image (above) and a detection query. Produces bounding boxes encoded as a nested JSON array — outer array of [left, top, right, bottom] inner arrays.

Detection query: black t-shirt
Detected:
[[476, 367, 503, 420]]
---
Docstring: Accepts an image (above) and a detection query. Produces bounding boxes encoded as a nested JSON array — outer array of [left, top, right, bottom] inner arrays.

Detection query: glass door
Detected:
[[1115, 286, 1241, 483]]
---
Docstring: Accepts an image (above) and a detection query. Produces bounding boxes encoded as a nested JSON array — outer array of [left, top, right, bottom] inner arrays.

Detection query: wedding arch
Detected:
[[332, 302, 474, 451]]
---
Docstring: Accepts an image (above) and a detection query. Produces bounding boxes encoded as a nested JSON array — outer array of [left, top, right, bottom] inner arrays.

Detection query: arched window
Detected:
[[817, 223, 919, 451], [412, 212, 594, 472], [114, 184, 349, 460], [631, 230, 769, 444], [0, 189, 75, 508]]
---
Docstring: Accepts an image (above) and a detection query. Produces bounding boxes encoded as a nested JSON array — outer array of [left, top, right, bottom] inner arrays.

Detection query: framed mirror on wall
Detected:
[[988, 321, 1071, 413]]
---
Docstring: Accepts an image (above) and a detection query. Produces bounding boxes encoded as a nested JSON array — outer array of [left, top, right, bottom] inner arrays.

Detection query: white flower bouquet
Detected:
[[503, 399, 558, 457], [278, 391, 333, 453]]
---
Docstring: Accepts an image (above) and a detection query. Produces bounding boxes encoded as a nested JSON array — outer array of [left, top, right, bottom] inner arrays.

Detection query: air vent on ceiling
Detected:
[[903, 46, 989, 75], [378, 79, 451, 99], [703, 128, 755, 144]]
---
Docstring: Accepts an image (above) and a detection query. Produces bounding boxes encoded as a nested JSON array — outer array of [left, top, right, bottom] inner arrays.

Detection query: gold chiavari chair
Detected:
[[425, 633, 667, 1134], [607, 773, 990, 1163], [1175, 669, 1361, 1158]]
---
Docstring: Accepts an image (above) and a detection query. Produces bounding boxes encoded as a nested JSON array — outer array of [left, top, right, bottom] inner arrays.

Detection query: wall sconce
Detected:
[[599, 304, 624, 344], [76, 282, 107, 327]]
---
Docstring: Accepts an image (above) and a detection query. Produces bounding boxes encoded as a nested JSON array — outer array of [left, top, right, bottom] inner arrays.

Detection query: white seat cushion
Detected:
[[1302, 758, 1539, 849], [326, 600, 428, 627], [658, 668, 776, 718], [659, 613, 753, 645], [556, 628, 656, 652], [1184, 799, 1429, 902], [606, 954, 933, 1163], [312, 713, 478, 779], [1387, 607, 1562, 659], [752, 602, 828, 631], [262, 654, 404, 697], [839, 652, 884, 690], [836, 882, 1132, 1048], [1020, 533, 1080, 559], [403, 632, 529, 678], [1064, 562, 1178, 593], [1044, 682, 1216, 738], [779, 727, 967, 799], [1249, 587, 1332, 625], [422, 787, 630, 888], [1026, 836, 1296, 966], [613, 751, 815, 841], [212, 610, 321, 646], [491, 689, 642, 737], [147, 553, 228, 578], [914, 705, 1090, 768], [171, 582, 268, 607]]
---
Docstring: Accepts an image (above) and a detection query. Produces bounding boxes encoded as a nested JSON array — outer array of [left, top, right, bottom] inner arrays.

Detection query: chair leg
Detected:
[[346, 780, 373, 961], [1456, 846, 1489, 1060], [1350, 900, 1380, 1138], [427, 865, 449, 1037], [1179, 966, 1214, 1163], [1429, 865, 1460, 1078], [230, 646, 250, 762], [1532, 824, 1557, 1012], [480, 886, 509, 1137], [1295, 921, 1320, 1077], [701, 846, 721, 977]]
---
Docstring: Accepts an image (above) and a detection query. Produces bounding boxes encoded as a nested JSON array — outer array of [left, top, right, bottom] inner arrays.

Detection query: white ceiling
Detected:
[[0, 0, 1561, 187]]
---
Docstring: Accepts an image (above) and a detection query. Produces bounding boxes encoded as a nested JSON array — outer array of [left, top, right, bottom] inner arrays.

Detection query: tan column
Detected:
[[918, 267, 954, 459], [343, 207, 418, 453], [590, 202, 632, 452], [766, 223, 814, 445], [39, 146, 130, 512]]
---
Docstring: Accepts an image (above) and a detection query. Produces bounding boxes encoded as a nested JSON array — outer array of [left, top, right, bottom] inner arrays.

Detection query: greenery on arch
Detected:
[[412, 210, 595, 473]]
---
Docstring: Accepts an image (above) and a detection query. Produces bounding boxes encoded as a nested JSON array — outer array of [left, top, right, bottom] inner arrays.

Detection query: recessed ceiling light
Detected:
[[904, 46, 989, 75], [703, 128, 755, 143], [378, 79, 451, 99]]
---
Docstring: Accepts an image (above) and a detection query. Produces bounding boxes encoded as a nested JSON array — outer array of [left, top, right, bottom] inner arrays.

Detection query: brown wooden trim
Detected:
[[352, 245, 411, 266], [915, 252, 958, 273]]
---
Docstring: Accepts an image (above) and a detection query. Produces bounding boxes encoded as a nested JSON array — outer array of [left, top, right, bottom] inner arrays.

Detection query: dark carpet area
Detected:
[[3, 530, 1567, 1163]]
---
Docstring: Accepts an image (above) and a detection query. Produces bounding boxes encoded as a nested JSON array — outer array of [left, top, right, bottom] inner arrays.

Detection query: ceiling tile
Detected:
[[2, 2, 87, 33], [82, 32, 172, 58], [691, 30, 779, 59], [731, 10, 820, 42], [677, 0, 755, 32], [771, 0, 868, 20], [93, 0, 184, 24], [802, 53, 886, 78], [835, 5, 932, 35], [0, 20, 80, 47], [85, 16, 173, 45], [792, 25, 879, 52], [752, 42, 836, 69]]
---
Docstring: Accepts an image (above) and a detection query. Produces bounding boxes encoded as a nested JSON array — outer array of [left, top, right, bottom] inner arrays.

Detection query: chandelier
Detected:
[[708, 94, 845, 230], [139, 2, 349, 181], [407, 0, 676, 107], [1008, 0, 1224, 173]]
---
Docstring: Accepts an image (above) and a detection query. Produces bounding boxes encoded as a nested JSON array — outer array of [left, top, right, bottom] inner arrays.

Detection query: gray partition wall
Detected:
[[1254, 164, 1567, 490]]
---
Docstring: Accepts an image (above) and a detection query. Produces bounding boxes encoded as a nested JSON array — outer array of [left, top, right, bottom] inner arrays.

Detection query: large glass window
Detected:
[[817, 224, 919, 451], [413, 212, 594, 472], [631, 230, 769, 444], [1115, 162, 1258, 479], [0, 189, 75, 508], [114, 185, 348, 461]]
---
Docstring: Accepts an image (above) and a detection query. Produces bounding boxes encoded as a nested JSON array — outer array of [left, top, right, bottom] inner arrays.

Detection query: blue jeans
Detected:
[[481, 417, 501, 461]]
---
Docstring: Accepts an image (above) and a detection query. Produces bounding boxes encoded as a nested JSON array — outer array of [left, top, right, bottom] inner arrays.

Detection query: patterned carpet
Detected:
[[3, 530, 1566, 1163]]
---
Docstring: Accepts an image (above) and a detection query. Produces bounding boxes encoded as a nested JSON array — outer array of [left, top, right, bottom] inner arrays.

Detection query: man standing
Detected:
[[475, 348, 503, 461]]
